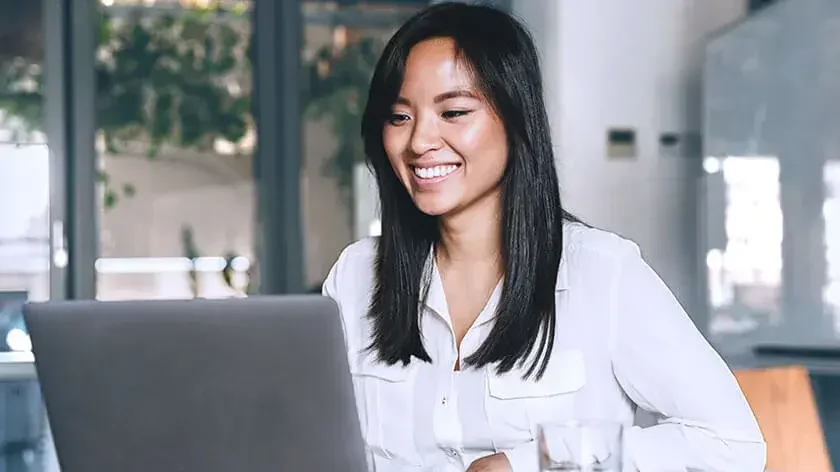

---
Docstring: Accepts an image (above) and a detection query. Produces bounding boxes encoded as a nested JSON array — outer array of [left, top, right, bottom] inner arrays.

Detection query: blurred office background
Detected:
[[1, 0, 840, 469]]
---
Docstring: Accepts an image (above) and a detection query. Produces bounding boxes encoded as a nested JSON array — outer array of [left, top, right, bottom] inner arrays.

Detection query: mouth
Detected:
[[411, 163, 461, 181]]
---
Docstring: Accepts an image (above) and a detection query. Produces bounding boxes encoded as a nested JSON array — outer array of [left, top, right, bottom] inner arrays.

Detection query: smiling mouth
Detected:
[[411, 164, 460, 180]]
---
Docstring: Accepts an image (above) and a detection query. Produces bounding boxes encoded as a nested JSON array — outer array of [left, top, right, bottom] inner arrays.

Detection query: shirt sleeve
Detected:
[[609, 244, 766, 471], [321, 246, 351, 350]]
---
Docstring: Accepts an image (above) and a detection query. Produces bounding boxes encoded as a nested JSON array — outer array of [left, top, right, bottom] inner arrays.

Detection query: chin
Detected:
[[412, 197, 458, 217]]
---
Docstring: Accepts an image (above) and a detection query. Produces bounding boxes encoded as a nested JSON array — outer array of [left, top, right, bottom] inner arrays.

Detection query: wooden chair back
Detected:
[[735, 365, 831, 472]]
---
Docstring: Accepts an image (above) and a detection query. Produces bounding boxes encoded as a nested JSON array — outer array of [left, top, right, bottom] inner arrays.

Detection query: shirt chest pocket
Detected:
[[350, 352, 422, 468], [485, 349, 586, 445]]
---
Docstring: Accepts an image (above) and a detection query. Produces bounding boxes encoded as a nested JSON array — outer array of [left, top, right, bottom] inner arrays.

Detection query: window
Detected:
[[704, 0, 840, 354], [299, 1, 424, 290], [0, 1, 56, 468], [95, 1, 256, 300]]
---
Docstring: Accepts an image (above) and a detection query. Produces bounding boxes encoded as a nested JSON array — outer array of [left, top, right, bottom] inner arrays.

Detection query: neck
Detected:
[[436, 193, 502, 266]]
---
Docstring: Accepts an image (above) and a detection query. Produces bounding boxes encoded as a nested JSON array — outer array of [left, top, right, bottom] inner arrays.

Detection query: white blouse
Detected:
[[322, 223, 766, 471]]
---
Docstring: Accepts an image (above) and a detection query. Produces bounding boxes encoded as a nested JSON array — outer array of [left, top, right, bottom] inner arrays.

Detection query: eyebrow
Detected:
[[394, 89, 479, 106]]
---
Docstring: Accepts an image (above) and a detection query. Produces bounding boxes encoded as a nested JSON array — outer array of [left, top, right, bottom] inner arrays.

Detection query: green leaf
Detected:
[[103, 190, 118, 210]]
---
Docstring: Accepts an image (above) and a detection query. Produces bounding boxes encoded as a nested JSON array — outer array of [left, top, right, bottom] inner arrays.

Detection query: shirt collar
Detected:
[[423, 254, 503, 328], [555, 248, 570, 291], [423, 253, 448, 319], [422, 233, 571, 322]]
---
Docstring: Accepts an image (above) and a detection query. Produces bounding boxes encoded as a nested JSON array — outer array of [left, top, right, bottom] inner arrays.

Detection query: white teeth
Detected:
[[413, 165, 458, 180]]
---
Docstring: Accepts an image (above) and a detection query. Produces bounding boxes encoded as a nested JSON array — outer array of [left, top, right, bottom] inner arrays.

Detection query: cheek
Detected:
[[382, 130, 408, 170], [458, 121, 509, 173]]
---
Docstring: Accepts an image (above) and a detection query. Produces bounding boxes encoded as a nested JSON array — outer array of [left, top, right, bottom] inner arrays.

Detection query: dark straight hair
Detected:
[[361, 2, 575, 379]]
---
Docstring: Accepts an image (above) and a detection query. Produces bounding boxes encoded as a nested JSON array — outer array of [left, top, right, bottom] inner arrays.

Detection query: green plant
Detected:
[[0, 5, 381, 209], [0, 57, 43, 139], [97, 8, 251, 156], [303, 36, 382, 198], [180, 224, 201, 297]]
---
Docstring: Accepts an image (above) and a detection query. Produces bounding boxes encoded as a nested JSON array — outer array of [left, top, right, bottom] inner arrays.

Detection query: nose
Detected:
[[409, 114, 442, 156]]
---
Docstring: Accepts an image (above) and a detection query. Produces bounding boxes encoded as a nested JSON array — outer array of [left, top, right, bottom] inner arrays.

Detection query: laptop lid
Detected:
[[24, 295, 367, 472]]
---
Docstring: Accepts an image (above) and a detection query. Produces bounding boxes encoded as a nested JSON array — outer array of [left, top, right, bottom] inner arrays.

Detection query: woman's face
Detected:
[[382, 37, 509, 217]]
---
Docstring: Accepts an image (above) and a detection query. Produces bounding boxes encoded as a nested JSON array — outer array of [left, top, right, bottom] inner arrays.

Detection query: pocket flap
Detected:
[[488, 349, 585, 399]]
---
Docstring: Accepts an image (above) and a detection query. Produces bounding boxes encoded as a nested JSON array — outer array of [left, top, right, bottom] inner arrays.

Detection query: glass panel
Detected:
[[704, 157, 783, 348], [0, 145, 50, 304], [0, 1, 50, 303], [95, 0, 256, 300], [0, 2, 58, 470], [300, 1, 423, 290], [704, 0, 840, 351]]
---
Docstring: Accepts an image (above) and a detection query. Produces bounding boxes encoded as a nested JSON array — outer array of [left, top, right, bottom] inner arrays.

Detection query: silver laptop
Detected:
[[24, 295, 367, 472]]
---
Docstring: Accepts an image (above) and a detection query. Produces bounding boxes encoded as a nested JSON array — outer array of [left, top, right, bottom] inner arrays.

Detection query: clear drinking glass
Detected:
[[537, 420, 624, 471]]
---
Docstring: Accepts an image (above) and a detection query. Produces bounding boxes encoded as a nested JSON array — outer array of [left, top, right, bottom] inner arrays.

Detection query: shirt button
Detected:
[[441, 396, 448, 406], [446, 448, 458, 457]]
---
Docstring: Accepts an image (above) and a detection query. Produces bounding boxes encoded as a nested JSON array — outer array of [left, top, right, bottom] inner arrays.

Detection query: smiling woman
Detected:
[[324, 2, 766, 472], [381, 37, 508, 218]]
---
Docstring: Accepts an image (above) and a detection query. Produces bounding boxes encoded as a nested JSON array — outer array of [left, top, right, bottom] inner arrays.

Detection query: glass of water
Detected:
[[537, 420, 624, 471]]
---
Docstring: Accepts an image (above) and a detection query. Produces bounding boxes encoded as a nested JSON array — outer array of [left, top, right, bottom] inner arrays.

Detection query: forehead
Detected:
[[400, 38, 475, 95]]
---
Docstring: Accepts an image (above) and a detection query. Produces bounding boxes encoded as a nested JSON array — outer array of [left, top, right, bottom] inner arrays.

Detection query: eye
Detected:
[[387, 113, 410, 126], [441, 110, 471, 120]]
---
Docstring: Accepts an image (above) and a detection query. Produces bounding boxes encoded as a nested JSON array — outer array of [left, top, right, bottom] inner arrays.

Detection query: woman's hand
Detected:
[[465, 452, 512, 472]]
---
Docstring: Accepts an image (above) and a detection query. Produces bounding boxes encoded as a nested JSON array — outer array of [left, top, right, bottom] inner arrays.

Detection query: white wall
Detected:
[[511, 0, 748, 324]]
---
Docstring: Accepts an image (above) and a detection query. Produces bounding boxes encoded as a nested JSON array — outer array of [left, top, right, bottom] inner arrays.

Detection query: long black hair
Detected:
[[361, 2, 574, 379]]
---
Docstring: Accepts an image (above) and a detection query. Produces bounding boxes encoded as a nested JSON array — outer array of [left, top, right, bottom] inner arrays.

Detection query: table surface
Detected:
[[0, 352, 36, 380]]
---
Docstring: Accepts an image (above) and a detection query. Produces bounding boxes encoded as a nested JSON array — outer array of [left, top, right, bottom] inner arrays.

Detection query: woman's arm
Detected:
[[609, 245, 766, 471]]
